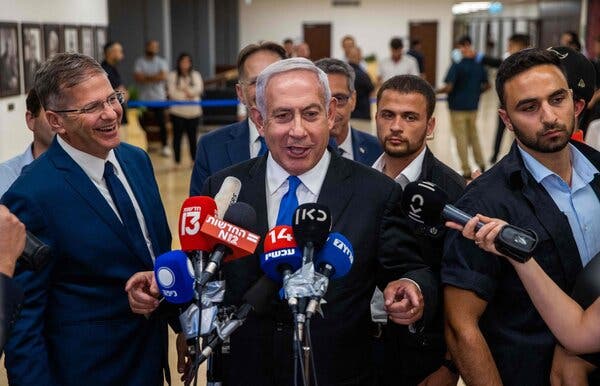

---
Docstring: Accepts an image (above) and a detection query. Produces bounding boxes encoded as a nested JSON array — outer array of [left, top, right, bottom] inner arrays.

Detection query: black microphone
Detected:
[[292, 203, 331, 263], [195, 275, 279, 364], [401, 181, 538, 263], [16, 231, 51, 273]]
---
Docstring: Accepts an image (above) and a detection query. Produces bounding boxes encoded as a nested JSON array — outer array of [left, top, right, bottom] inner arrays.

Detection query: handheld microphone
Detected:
[[154, 250, 195, 304], [260, 225, 303, 283], [15, 231, 51, 273], [198, 202, 261, 287], [292, 203, 331, 264], [306, 232, 354, 319], [196, 275, 279, 365], [214, 176, 242, 219], [179, 196, 218, 253], [401, 181, 538, 262]]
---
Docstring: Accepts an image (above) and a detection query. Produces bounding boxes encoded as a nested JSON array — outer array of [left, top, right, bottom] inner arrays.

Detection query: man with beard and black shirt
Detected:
[[443, 48, 600, 385], [102, 41, 128, 124]]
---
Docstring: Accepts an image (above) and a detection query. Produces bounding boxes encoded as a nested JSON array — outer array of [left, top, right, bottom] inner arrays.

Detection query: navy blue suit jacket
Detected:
[[350, 128, 382, 166], [190, 119, 250, 195], [1, 139, 172, 386]]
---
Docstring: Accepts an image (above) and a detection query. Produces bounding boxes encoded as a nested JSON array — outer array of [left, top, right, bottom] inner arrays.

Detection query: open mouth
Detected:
[[286, 146, 310, 157], [95, 124, 117, 133]]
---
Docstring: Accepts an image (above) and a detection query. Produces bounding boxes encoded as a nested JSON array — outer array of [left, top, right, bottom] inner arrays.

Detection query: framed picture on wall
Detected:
[[63, 25, 79, 54], [43, 24, 63, 60], [80, 26, 95, 58], [0, 22, 21, 97], [22, 23, 43, 92], [94, 26, 107, 62]]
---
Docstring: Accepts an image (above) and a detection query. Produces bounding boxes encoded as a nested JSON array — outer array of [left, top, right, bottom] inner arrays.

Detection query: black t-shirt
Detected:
[[101, 60, 127, 123]]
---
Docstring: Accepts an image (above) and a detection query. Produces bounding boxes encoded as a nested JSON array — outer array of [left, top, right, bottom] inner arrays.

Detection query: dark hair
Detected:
[[237, 42, 286, 80], [457, 35, 472, 46], [390, 37, 403, 50], [35, 52, 106, 110], [176, 52, 194, 87], [508, 34, 530, 48], [283, 38, 293, 45], [377, 75, 436, 118], [26, 88, 42, 117], [562, 31, 581, 51], [495, 48, 565, 108], [410, 39, 421, 49], [314, 58, 356, 93], [103, 41, 119, 56]]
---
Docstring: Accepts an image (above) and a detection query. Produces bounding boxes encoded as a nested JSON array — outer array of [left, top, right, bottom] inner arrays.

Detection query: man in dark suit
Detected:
[[0, 205, 25, 353], [199, 58, 436, 385], [371, 75, 466, 385], [315, 58, 382, 166], [190, 42, 287, 195], [1, 53, 172, 386]]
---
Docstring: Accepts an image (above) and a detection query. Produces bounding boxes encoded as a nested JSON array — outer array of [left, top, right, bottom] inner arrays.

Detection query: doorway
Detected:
[[409, 21, 438, 86]]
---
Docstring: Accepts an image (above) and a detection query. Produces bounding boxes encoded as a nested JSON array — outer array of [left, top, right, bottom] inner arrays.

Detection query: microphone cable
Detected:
[[305, 318, 319, 386]]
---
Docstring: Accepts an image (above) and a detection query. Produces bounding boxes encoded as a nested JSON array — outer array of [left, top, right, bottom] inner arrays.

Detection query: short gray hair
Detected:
[[255, 57, 331, 117], [314, 58, 356, 93], [35, 52, 107, 110]]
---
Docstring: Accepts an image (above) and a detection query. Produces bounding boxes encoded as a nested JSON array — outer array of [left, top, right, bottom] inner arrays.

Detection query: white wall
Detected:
[[238, 0, 455, 86], [0, 1, 108, 162]]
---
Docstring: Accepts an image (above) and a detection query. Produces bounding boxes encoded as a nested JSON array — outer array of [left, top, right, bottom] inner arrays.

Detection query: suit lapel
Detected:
[[226, 119, 251, 166], [245, 156, 269, 241], [351, 128, 367, 164], [48, 141, 136, 258], [318, 152, 354, 229]]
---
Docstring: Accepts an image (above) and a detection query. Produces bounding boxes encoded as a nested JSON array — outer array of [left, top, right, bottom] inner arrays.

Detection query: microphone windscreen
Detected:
[[292, 203, 331, 250], [154, 250, 194, 304], [242, 275, 279, 315], [400, 181, 449, 226], [223, 202, 257, 232], [260, 225, 302, 283], [314, 232, 354, 279], [214, 176, 242, 219], [179, 196, 218, 252]]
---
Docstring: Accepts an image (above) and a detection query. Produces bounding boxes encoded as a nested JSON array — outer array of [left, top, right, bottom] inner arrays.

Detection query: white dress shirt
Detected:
[[378, 55, 420, 82], [248, 118, 264, 158], [337, 125, 354, 160], [265, 150, 331, 229], [57, 136, 155, 259], [371, 146, 427, 186]]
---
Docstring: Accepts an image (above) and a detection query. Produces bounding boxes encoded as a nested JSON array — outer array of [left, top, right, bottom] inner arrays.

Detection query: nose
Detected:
[[289, 112, 307, 138], [539, 100, 559, 125], [389, 116, 403, 134], [100, 100, 120, 120]]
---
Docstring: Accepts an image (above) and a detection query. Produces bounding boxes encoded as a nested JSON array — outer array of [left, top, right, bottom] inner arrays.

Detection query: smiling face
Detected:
[[251, 69, 336, 176], [498, 64, 580, 155], [46, 73, 122, 159], [376, 89, 434, 159]]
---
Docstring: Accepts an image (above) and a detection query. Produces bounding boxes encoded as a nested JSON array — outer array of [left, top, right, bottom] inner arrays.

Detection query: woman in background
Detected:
[[167, 53, 203, 166]]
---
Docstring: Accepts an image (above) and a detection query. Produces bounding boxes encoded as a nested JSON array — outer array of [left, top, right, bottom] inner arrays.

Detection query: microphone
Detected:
[[15, 231, 51, 273], [196, 275, 279, 365], [306, 232, 354, 319], [197, 202, 261, 287], [154, 250, 195, 304], [401, 181, 538, 262], [214, 176, 242, 219], [260, 225, 303, 283], [292, 203, 331, 264]]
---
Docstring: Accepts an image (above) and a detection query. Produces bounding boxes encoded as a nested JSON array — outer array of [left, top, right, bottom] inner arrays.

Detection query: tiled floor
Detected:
[[0, 89, 507, 386]]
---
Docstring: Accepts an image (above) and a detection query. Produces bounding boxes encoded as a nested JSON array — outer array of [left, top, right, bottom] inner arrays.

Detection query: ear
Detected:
[[250, 107, 265, 136], [45, 110, 66, 135], [498, 108, 513, 132], [25, 111, 36, 132], [574, 98, 586, 118], [426, 116, 436, 139], [235, 83, 245, 105], [327, 97, 337, 130]]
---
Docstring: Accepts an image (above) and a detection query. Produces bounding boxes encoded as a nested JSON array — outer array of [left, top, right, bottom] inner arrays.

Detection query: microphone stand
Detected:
[[206, 268, 224, 386], [300, 242, 314, 386]]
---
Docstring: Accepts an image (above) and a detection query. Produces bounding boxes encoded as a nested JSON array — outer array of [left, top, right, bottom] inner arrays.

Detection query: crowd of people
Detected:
[[0, 24, 600, 386]]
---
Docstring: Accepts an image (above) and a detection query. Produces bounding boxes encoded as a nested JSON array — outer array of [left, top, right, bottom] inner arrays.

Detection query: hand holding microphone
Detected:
[[0, 205, 26, 278]]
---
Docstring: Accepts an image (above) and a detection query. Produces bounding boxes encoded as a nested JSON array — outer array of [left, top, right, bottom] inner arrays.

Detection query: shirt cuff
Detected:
[[398, 277, 422, 293]]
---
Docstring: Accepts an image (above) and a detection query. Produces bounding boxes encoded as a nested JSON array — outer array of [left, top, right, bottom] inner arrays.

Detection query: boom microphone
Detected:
[[306, 232, 354, 319], [401, 181, 538, 262], [16, 231, 51, 273]]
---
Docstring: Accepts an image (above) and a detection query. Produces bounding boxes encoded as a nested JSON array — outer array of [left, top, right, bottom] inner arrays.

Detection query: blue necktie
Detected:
[[276, 176, 301, 225], [258, 136, 268, 156], [104, 161, 151, 262]]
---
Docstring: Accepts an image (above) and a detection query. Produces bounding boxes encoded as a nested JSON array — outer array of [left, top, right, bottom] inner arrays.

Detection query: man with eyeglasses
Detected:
[[315, 58, 382, 166], [190, 41, 286, 195], [1, 53, 172, 386]]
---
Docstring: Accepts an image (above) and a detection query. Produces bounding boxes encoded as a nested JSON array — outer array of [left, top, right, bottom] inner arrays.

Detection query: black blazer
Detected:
[[0, 273, 23, 353], [203, 150, 436, 386]]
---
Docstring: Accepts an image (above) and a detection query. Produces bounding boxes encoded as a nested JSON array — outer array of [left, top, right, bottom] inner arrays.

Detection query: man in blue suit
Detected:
[[1, 53, 172, 386], [190, 42, 287, 195], [315, 58, 382, 165]]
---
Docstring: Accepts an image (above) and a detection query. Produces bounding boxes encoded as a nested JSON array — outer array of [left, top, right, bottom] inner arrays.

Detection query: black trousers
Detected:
[[148, 107, 168, 147], [171, 115, 199, 163]]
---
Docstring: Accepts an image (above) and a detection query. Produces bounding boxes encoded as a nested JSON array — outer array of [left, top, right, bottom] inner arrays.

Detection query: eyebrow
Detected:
[[514, 88, 569, 109]]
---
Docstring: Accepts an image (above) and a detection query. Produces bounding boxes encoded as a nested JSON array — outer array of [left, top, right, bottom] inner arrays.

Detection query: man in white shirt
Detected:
[[372, 74, 465, 386], [2, 52, 172, 386], [0, 89, 54, 197], [378, 37, 420, 84]]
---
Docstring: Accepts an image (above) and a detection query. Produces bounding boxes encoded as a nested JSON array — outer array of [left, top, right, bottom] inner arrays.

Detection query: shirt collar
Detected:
[[337, 124, 353, 155], [248, 118, 260, 144], [57, 135, 118, 184], [266, 149, 331, 197], [371, 146, 426, 183]]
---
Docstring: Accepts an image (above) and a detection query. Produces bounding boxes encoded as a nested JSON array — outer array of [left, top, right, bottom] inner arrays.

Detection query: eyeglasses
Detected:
[[52, 91, 125, 115], [333, 94, 351, 107]]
